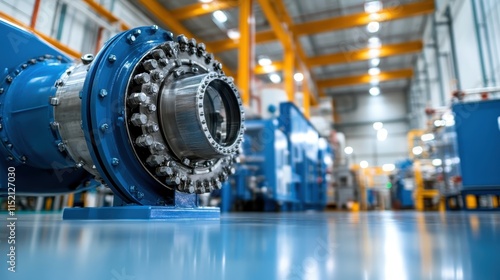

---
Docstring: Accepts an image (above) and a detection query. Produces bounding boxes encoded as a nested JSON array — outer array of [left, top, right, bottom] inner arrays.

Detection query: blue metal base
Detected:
[[62, 206, 220, 220]]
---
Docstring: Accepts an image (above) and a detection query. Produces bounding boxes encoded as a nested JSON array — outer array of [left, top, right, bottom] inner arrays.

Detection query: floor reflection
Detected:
[[1, 211, 499, 280]]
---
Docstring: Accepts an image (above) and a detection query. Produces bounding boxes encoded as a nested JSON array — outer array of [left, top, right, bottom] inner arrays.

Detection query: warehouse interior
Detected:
[[0, 0, 499, 279]]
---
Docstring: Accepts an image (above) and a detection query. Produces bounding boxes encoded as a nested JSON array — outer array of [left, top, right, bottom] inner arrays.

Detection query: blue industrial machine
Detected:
[[392, 159, 415, 209], [452, 95, 500, 210], [219, 102, 330, 211], [0, 20, 244, 219]]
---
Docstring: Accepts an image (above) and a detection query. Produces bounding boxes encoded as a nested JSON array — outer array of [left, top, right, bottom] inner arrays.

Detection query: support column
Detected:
[[238, 0, 254, 106]]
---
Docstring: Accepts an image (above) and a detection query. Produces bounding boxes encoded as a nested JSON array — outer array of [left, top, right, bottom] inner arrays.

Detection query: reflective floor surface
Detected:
[[1, 211, 499, 280]]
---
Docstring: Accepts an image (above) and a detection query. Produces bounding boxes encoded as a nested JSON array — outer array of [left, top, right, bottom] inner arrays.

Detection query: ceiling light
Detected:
[[377, 128, 388, 141], [213, 10, 228, 23], [382, 163, 395, 172], [199, 0, 213, 3], [432, 159, 442, 166], [369, 86, 380, 96], [373, 122, 383, 130], [421, 133, 435, 142], [226, 29, 240, 40], [368, 48, 380, 58], [294, 72, 304, 82], [370, 58, 380, 67], [344, 146, 354, 155], [366, 21, 380, 33], [258, 56, 272, 66], [364, 1, 383, 13], [360, 161, 369, 168], [263, 65, 275, 73], [368, 37, 381, 48], [412, 146, 423, 155], [269, 73, 281, 84], [368, 67, 380, 75]]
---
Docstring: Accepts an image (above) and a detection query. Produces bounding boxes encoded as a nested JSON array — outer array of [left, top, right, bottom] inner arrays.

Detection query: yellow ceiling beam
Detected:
[[208, 0, 434, 53], [255, 61, 284, 75], [255, 40, 423, 73], [308, 40, 423, 67], [138, 0, 235, 78], [172, 1, 239, 20], [292, 0, 435, 36], [317, 68, 414, 90]]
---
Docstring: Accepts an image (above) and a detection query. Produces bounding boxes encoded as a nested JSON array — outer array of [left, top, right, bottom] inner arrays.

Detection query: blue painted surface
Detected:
[[0, 20, 92, 194], [1, 211, 499, 280], [453, 99, 500, 189]]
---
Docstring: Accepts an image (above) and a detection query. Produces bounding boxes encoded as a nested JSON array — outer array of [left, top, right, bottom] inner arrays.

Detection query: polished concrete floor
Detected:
[[1, 211, 499, 280]]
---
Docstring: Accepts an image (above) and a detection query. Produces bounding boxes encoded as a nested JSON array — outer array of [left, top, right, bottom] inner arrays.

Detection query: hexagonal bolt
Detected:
[[50, 122, 60, 130], [133, 29, 142, 36], [182, 158, 190, 166], [127, 34, 136, 43], [227, 166, 236, 175], [150, 25, 159, 33], [100, 123, 109, 132], [146, 154, 165, 167], [136, 191, 144, 200], [205, 53, 214, 64], [142, 59, 158, 71], [188, 38, 197, 47], [108, 54, 117, 62], [147, 104, 157, 113], [177, 35, 188, 45], [76, 161, 85, 168], [197, 43, 206, 53], [130, 113, 148, 126], [128, 92, 147, 106], [133, 73, 150, 84], [0, 88, 4, 94], [151, 70, 165, 81], [156, 166, 174, 177], [111, 158, 120, 166], [214, 180, 222, 189], [152, 142, 165, 152], [158, 58, 168, 67], [151, 49, 166, 59], [81, 54, 94, 65], [165, 176, 181, 186], [57, 142, 66, 152], [99, 89, 108, 98], [129, 185, 137, 193], [146, 123, 159, 133], [187, 184, 195, 194], [143, 83, 159, 95], [135, 134, 154, 147]]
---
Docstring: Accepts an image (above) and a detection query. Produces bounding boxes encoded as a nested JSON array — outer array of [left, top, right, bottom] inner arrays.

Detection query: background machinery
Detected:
[[216, 102, 333, 212]]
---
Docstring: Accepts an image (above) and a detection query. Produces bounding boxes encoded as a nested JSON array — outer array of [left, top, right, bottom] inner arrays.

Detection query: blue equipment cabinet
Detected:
[[220, 102, 329, 211], [453, 99, 500, 188], [453, 98, 500, 210]]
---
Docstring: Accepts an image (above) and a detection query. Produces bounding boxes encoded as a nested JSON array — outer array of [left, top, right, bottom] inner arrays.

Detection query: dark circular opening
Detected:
[[203, 79, 241, 147]]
